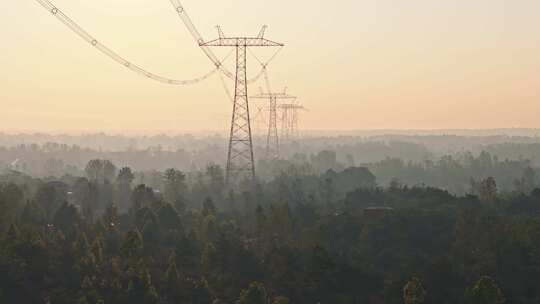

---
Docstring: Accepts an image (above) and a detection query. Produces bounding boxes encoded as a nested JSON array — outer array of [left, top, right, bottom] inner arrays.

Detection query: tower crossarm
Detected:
[[201, 38, 283, 47], [251, 93, 296, 100], [278, 104, 306, 110]]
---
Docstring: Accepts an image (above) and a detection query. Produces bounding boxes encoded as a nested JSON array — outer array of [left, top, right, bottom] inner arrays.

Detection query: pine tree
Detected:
[[202, 197, 217, 217], [272, 296, 290, 304], [91, 237, 104, 265], [237, 282, 268, 304], [102, 202, 119, 230], [53, 201, 80, 239], [467, 276, 505, 304], [201, 242, 218, 275], [191, 278, 212, 304], [157, 203, 182, 231], [74, 232, 91, 257], [5, 223, 20, 245], [164, 251, 181, 297], [20, 201, 46, 226], [121, 230, 143, 258], [403, 277, 426, 304], [142, 219, 160, 254]]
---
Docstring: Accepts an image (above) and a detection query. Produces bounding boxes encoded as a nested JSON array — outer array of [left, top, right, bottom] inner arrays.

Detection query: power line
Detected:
[[33, 0, 279, 88], [34, 0, 231, 85], [168, 0, 280, 85]]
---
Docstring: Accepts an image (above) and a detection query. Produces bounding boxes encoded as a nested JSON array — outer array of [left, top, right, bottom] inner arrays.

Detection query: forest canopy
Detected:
[[1, 150, 540, 303], [1, 133, 540, 303]]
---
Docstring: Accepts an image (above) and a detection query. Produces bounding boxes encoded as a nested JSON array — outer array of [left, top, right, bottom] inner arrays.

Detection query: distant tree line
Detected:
[[3, 139, 540, 197]]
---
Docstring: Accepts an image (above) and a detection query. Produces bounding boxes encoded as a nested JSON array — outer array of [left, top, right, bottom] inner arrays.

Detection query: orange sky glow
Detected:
[[1, 0, 540, 133]]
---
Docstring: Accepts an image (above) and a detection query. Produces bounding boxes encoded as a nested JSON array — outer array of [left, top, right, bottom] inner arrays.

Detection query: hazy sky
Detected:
[[1, 0, 540, 133]]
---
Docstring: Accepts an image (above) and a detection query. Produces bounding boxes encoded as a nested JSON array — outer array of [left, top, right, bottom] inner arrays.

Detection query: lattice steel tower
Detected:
[[279, 102, 306, 143], [252, 89, 296, 159], [201, 27, 283, 182]]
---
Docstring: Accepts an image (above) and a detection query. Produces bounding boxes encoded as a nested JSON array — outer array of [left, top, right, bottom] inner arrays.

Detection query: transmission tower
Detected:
[[201, 27, 283, 183], [279, 101, 306, 143], [33, 0, 285, 183], [251, 88, 296, 159]]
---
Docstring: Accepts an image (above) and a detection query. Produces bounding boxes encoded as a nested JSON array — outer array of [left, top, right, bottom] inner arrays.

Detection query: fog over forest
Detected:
[[2, 130, 540, 303], [2, 130, 540, 194]]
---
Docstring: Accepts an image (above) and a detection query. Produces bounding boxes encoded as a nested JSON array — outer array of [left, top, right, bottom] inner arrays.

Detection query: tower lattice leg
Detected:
[[226, 44, 255, 182], [266, 96, 279, 159]]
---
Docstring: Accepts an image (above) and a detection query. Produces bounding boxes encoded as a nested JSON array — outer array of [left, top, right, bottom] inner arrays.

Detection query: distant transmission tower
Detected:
[[201, 27, 283, 182], [279, 101, 306, 143], [251, 88, 296, 159]]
